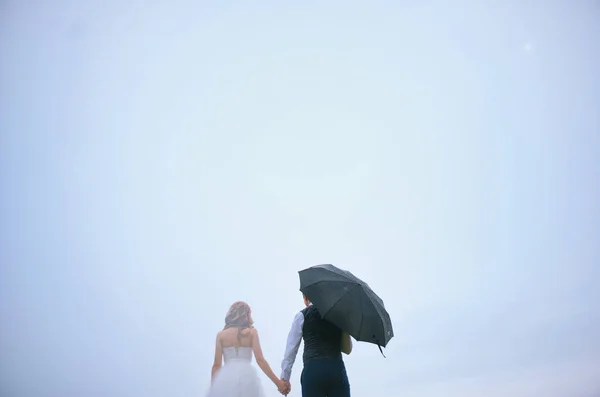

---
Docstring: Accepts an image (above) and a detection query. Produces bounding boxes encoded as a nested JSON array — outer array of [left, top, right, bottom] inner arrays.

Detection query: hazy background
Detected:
[[1, 1, 599, 396]]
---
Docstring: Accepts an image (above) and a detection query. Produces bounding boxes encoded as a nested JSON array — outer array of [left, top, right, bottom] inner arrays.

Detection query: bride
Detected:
[[206, 301, 288, 397]]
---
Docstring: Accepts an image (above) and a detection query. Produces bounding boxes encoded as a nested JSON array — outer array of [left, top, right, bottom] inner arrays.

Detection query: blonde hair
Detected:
[[223, 301, 254, 344]]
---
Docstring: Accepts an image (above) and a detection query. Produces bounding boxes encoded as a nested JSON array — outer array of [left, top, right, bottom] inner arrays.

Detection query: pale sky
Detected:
[[1, 1, 599, 397]]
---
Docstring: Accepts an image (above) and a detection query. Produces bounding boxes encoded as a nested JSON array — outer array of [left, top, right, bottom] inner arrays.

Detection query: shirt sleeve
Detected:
[[280, 311, 304, 380]]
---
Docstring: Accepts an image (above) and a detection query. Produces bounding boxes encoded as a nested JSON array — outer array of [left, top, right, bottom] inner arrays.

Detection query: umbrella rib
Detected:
[[363, 292, 391, 345], [320, 283, 362, 318], [309, 266, 360, 282], [312, 266, 347, 277], [357, 295, 365, 337], [321, 267, 363, 283], [301, 279, 358, 289]]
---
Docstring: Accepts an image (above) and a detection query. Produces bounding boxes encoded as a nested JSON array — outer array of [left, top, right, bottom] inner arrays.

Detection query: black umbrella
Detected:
[[299, 264, 393, 357]]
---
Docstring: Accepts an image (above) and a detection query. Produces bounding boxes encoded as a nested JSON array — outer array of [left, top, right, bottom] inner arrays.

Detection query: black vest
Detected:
[[301, 305, 343, 364]]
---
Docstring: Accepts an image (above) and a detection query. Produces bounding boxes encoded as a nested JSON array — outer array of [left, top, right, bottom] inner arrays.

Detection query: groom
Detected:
[[279, 293, 353, 397]]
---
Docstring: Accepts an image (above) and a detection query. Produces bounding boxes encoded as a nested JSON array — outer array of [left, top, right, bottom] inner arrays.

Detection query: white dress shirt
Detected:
[[280, 310, 305, 380]]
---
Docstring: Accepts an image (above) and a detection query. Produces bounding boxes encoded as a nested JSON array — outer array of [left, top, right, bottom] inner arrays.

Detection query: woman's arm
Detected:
[[211, 333, 223, 382], [251, 328, 286, 389], [341, 332, 353, 355]]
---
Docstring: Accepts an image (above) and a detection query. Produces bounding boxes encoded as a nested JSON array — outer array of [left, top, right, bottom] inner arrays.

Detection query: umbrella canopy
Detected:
[[299, 264, 393, 356]]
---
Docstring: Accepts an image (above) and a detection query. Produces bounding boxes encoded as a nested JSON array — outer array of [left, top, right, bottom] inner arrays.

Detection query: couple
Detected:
[[207, 294, 352, 397]]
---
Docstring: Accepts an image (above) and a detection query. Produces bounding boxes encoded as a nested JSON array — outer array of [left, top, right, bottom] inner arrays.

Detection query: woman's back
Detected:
[[207, 301, 285, 397], [218, 327, 253, 348]]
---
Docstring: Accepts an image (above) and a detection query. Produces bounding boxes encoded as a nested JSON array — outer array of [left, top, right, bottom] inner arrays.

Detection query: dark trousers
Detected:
[[300, 359, 350, 397]]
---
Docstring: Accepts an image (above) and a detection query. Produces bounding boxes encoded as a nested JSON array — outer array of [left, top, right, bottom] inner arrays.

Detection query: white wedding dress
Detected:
[[206, 346, 265, 397]]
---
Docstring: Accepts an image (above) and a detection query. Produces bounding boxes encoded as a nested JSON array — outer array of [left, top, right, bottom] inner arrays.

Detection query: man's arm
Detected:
[[280, 311, 304, 381], [341, 332, 353, 355]]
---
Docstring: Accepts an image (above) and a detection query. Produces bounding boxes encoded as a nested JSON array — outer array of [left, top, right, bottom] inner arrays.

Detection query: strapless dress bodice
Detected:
[[223, 346, 253, 364]]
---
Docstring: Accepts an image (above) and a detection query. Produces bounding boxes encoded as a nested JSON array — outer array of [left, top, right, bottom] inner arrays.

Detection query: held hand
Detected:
[[283, 380, 291, 395], [277, 379, 291, 395], [285, 380, 291, 395]]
